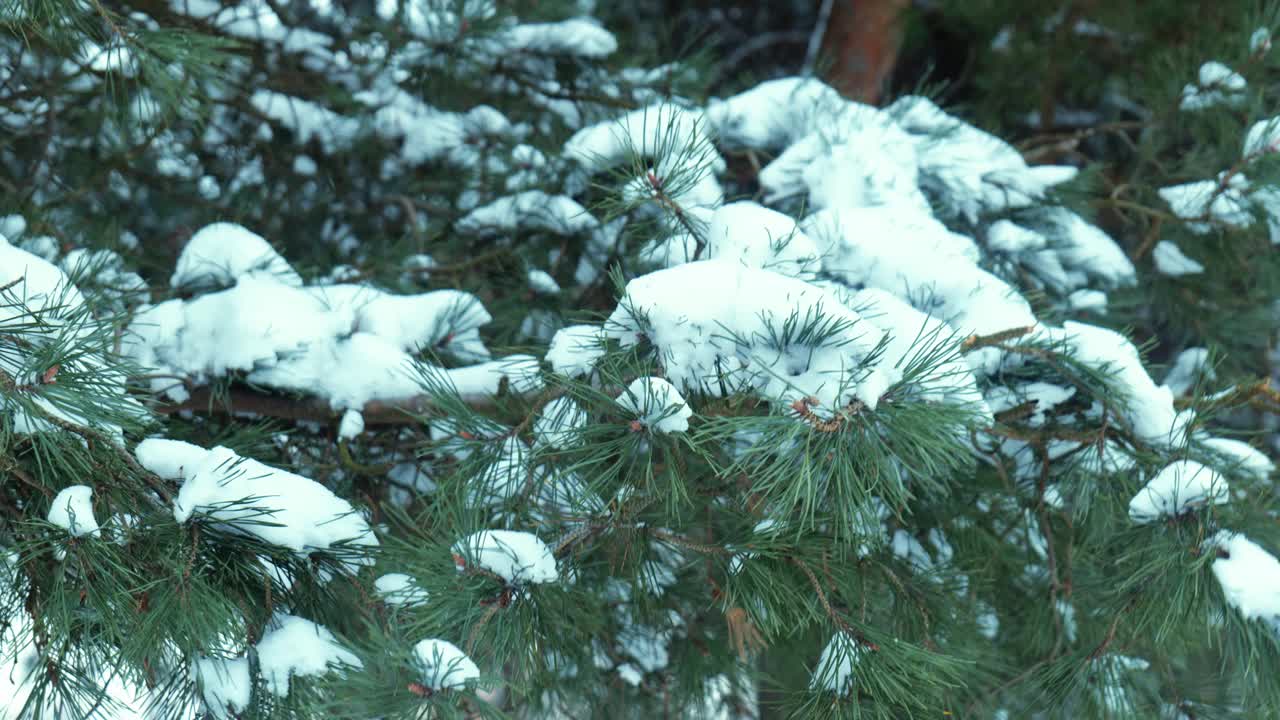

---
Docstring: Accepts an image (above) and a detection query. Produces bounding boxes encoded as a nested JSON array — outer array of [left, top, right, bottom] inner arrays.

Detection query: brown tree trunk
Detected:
[[819, 0, 912, 104]]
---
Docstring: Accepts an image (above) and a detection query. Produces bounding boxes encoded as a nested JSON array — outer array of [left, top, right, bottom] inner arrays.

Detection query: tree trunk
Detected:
[[819, 0, 912, 104]]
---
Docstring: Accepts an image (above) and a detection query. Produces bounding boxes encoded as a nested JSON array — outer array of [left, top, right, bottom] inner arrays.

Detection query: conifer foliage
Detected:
[[2, 1, 1280, 718]]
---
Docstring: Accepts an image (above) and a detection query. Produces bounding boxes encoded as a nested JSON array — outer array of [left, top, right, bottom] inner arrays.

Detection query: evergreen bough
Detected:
[[1, 1, 1279, 719]]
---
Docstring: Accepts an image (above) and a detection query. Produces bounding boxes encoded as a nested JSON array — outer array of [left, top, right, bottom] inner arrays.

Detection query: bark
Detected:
[[818, 0, 912, 103]]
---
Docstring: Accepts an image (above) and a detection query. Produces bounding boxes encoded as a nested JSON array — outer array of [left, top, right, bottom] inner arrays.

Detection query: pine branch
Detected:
[[152, 386, 507, 426]]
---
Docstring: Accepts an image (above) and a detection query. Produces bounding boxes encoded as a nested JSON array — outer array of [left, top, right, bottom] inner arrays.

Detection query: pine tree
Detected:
[[2, 1, 1280, 719]]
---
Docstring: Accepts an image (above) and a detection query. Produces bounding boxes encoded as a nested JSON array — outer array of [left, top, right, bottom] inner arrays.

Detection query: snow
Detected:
[[293, 155, 318, 175], [528, 269, 562, 295], [387, 461, 437, 505], [702, 201, 820, 276], [437, 355, 544, 398], [355, 87, 469, 165], [563, 104, 723, 176], [1128, 460, 1228, 523], [127, 226, 520, 410], [849, 288, 989, 420], [892, 529, 934, 572], [533, 396, 588, 449], [534, 466, 604, 519], [453, 529, 558, 584], [1244, 116, 1280, 157], [171, 223, 299, 289], [623, 164, 724, 217], [0, 215, 26, 239], [617, 662, 644, 686], [197, 175, 221, 200], [1163, 348, 1212, 396], [701, 83, 1037, 218], [256, 615, 363, 697], [503, 19, 617, 58], [81, 40, 137, 76], [1, 238, 143, 441], [7, 20, 1267, 713], [985, 382, 1075, 427], [1029, 208, 1136, 289], [375, 572, 430, 607], [338, 409, 365, 440], [1040, 322, 1190, 447], [618, 377, 693, 434], [1201, 437, 1274, 481], [758, 123, 924, 210], [546, 324, 605, 377], [359, 322, 487, 387], [804, 131, 922, 210], [802, 206, 1032, 374], [413, 638, 480, 691], [47, 485, 99, 538], [238, 332, 420, 408], [887, 95, 1078, 220], [192, 656, 251, 719], [1, 239, 85, 326], [1089, 653, 1149, 714], [1210, 531, 1280, 631], [706, 77, 854, 149], [803, 202, 976, 272], [1153, 241, 1205, 276], [606, 260, 896, 412], [456, 191, 599, 237], [127, 277, 353, 402], [1180, 62, 1247, 111], [1159, 174, 1254, 234], [18, 236, 57, 263], [616, 618, 672, 673], [135, 438, 378, 569], [172, 0, 335, 52], [1251, 28, 1272, 54], [0, 607, 153, 717], [810, 633, 859, 696], [251, 90, 359, 154], [327, 287, 490, 357], [1068, 289, 1108, 313], [1056, 598, 1078, 643], [987, 220, 1047, 253]]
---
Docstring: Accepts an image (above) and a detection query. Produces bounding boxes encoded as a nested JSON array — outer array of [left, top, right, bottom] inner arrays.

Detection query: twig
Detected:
[[792, 556, 847, 630], [649, 528, 731, 555], [803, 0, 836, 74], [961, 325, 1035, 352], [790, 556, 878, 651], [337, 441, 394, 476], [154, 386, 510, 426], [4, 463, 52, 498], [646, 171, 706, 260], [712, 32, 809, 91], [29, 408, 174, 503], [466, 602, 503, 655], [1089, 613, 1123, 661], [0, 367, 174, 501]]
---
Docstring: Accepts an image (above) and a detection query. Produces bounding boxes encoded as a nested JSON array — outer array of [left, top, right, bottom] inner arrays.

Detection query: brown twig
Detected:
[[647, 171, 706, 260], [154, 385, 508, 426], [790, 556, 879, 651], [649, 528, 731, 556], [1088, 596, 1138, 661], [1, 367, 175, 501], [961, 325, 1036, 352], [466, 601, 503, 655]]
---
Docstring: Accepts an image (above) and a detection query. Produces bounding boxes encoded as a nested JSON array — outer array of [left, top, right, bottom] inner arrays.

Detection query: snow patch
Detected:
[[453, 529, 558, 584]]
